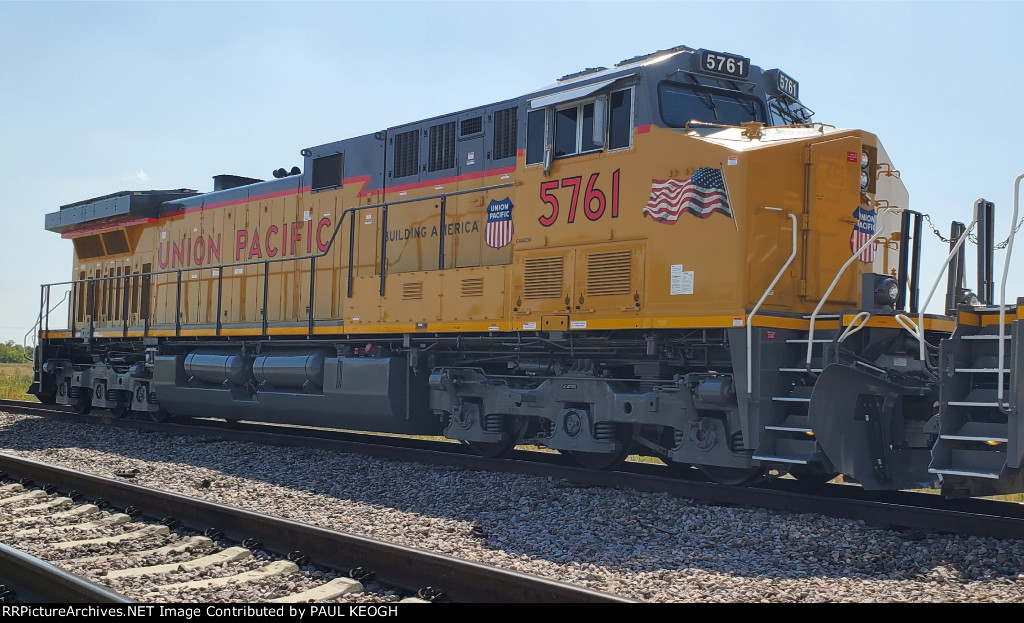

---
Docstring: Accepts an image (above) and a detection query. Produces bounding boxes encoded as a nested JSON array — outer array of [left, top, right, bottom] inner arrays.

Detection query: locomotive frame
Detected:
[[29, 44, 1023, 497]]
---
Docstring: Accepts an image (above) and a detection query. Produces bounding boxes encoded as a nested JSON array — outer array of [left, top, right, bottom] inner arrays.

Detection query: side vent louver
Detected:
[[461, 117, 483, 136], [492, 107, 518, 160], [402, 282, 424, 300], [523, 257, 564, 300], [587, 250, 632, 296], [393, 130, 419, 178], [428, 121, 456, 172], [461, 277, 484, 297]]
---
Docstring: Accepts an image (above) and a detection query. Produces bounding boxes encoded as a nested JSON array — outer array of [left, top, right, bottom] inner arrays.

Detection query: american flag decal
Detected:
[[850, 206, 876, 263], [485, 197, 514, 249], [642, 168, 733, 223]]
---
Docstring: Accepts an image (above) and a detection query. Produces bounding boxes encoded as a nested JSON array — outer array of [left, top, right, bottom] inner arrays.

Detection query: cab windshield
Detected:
[[659, 82, 766, 127]]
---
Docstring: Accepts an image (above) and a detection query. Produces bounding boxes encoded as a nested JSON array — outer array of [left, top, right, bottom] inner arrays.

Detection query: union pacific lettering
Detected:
[[157, 217, 332, 269]]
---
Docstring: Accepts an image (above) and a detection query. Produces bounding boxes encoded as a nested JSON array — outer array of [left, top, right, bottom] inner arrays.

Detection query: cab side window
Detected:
[[608, 88, 632, 150], [526, 86, 633, 164], [526, 110, 545, 165]]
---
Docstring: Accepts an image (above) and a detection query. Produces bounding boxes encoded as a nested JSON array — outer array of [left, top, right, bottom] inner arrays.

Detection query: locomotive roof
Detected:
[[47, 43, 809, 234]]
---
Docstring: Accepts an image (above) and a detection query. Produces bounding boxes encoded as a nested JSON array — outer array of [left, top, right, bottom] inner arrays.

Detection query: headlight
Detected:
[[860, 170, 869, 189], [861, 150, 870, 168], [874, 277, 899, 306], [887, 280, 899, 302]]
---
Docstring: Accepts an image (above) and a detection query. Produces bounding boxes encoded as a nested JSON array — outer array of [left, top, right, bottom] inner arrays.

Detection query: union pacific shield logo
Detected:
[[850, 206, 876, 263], [485, 197, 514, 249]]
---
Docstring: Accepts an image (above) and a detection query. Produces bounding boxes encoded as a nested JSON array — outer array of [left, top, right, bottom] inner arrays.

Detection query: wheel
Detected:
[[565, 446, 631, 470], [464, 438, 517, 459], [789, 465, 837, 485], [72, 389, 92, 415], [664, 461, 696, 478], [36, 392, 57, 405], [698, 464, 767, 486], [111, 405, 131, 419], [150, 408, 173, 423]]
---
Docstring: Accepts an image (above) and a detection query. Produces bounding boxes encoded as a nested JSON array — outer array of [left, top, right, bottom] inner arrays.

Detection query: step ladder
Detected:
[[752, 330, 832, 465], [929, 309, 1018, 480]]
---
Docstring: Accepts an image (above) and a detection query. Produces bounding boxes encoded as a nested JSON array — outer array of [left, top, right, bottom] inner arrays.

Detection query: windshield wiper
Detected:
[[683, 75, 719, 120], [736, 96, 759, 121]]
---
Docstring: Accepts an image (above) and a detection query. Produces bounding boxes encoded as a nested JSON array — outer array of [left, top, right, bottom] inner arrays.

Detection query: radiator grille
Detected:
[[101, 230, 130, 255], [586, 250, 632, 296], [461, 277, 484, 297], [402, 282, 424, 300], [523, 257, 564, 300]]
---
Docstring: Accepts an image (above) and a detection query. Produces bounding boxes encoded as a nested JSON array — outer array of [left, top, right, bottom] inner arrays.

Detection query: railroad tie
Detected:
[[16, 497, 74, 513], [65, 535, 214, 564], [105, 545, 251, 579], [6, 498, 76, 524], [0, 490, 47, 507], [14, 512, 129, 537], [270, 577, 364, 603], [0, 484, 25, 493], [144, 560, 299, 593], [49, 504, 100, 519], [51, 524, 171, 550], [149, 536, 216, 555]]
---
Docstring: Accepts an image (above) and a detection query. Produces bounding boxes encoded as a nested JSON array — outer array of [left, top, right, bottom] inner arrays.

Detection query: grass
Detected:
[[0, 362, 36, 401]]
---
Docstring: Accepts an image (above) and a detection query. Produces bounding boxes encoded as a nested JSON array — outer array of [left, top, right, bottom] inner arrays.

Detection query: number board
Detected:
[[766, 69, 799, 101], [695, 49, 750, 79]]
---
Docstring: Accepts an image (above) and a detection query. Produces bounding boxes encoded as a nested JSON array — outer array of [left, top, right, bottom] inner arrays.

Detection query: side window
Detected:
[[526, 88, 634, 164], [526, 109, 545, 165], [555, 102, 599, 158], [554, 106, 578, 157], [312, 153, 343, 191], [609, 88, 633, 150]]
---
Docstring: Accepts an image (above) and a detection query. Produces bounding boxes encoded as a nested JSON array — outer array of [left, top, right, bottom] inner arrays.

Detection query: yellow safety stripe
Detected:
[[958, 309, 1019, 327], [841, 314, 957, 333], [40, 314, 856, 340]]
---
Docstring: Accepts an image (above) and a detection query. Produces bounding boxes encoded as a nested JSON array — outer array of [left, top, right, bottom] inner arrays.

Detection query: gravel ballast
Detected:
[[0, 411, 1022, 602]]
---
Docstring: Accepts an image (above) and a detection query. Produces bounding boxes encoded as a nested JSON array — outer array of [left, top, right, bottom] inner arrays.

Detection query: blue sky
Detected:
[[1, 1, 1022, 343]]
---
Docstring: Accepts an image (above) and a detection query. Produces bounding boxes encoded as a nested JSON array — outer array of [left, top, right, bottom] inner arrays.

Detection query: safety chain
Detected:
[[921, 212, 1024, 249]]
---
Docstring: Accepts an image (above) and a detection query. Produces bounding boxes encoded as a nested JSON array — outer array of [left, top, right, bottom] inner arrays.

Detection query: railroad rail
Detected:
[[2, 399, 1024, 542], [0, 448, 629, 603], [0, 541, 131, 603]]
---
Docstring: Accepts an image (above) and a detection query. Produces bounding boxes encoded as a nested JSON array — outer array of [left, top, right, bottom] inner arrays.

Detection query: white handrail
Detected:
[[837, 311, 871, 343], [915, 203, 979, 363], [894, 313, 920, 341], [805, 206, 901, 368], [998, 174, 1023, 406], [747, 208, 797, 395], [23, 291, 70, 357]]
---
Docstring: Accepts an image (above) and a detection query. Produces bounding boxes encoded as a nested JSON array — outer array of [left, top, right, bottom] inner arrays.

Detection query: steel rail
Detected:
[[0, 451, 630, 604], [0, 542, 132, 603], [3, 400, 1024, 541]]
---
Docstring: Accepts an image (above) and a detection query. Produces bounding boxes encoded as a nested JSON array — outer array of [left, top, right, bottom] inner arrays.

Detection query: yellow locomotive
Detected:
[[32, 45, 1023, 497]]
